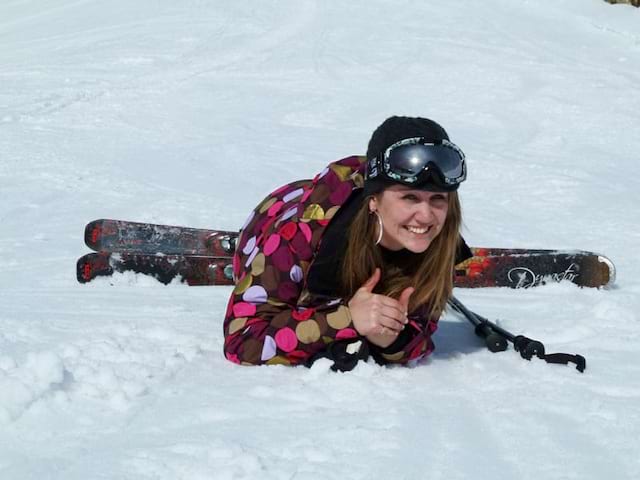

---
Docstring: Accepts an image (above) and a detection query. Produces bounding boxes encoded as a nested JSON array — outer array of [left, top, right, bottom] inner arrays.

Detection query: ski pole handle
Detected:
[[514, 335, 545, 360], [449, 297, 508, 352], [475, 323, 509, 352]]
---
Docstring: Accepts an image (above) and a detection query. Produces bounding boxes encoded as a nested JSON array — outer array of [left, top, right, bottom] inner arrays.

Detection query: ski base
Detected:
[[77, 252, 234, 286]]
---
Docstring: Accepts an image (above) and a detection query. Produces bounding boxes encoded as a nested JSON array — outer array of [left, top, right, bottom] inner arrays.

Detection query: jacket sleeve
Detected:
[[223, 228, 357, 366], [368, 314, 439, 365]]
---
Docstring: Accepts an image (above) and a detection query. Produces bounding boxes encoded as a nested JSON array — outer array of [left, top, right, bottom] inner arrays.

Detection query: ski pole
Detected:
[[449, 296, 586, 373], [448, 296, 508, 352], [450, 296, 544, 359]]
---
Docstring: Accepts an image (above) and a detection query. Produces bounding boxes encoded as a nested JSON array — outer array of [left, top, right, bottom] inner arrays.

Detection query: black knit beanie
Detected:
[[364, 116, 455, 195]]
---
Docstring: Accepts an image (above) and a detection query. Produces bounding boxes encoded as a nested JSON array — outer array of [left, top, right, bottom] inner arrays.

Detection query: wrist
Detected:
[[366, 333, 396, 349]]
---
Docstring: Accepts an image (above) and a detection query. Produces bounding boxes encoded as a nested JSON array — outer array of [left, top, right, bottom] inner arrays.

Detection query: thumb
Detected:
[[360, 268, 381, 293], [398, 286, 415, 314]]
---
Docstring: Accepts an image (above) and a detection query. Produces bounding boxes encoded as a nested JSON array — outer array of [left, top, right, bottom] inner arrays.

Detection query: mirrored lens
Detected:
[[387, 143, 464, 180], [386, 144, 432, 177], [431, 145, 465, 178]]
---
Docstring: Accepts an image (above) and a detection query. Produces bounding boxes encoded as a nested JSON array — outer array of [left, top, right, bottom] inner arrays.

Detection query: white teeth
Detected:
[[407, 226, 429, 234]]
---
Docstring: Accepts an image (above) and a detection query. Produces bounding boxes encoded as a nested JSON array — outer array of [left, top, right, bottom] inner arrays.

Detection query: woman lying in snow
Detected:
[[223, 116, 472, 371]]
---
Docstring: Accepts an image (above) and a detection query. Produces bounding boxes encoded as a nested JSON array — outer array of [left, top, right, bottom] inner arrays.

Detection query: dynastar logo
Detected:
[[507, 263, 580, 289]]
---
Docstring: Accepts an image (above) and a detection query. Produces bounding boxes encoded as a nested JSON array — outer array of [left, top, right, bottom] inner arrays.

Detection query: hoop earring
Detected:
[[371, 211, 384, 246]]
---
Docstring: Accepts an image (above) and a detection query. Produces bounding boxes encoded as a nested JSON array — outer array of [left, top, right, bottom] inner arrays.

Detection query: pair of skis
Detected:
[[77, 220, 238, 285], [76, 219, 616, 289]]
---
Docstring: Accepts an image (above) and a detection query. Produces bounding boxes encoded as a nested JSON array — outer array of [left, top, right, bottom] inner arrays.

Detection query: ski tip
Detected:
[[597, 255, 616, 288], [84, 219, 104, 250], [76, 252, 111, 284], [76, 255, 94, 283]]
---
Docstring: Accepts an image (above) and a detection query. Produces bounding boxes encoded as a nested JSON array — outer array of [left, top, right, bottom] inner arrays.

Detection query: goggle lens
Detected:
[[380, 138, 466, 186]]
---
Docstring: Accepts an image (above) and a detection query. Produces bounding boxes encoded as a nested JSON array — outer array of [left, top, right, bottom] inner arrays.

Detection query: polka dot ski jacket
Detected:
[[223, 155, 438, 367]]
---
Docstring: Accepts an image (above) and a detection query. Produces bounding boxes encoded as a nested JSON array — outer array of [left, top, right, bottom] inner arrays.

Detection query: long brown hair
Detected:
[[340, 192, 462, 318]]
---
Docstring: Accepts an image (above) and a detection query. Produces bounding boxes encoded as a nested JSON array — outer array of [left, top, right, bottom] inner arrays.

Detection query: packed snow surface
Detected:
[[1, 1, 640, 478]]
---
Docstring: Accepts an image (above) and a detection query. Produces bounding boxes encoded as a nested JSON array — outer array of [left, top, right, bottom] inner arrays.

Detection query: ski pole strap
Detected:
[[544, 353, 586, 373], [512, 335, 586, 372], [513, 335, 545, 359]]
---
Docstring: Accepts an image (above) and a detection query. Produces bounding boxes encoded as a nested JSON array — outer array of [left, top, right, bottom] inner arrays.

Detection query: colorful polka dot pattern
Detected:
[[223, 156, 439, 367]]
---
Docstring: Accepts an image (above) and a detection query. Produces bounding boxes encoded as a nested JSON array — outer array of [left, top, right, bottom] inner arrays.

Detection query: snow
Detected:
[[1, 0, 640, 478]]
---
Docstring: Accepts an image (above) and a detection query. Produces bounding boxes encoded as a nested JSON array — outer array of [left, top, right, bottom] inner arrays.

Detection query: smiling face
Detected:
[[369, 185, 450, 253]]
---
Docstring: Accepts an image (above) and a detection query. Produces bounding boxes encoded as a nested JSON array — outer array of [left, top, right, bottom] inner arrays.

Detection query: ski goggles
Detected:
[[366, 137, 467, 188]]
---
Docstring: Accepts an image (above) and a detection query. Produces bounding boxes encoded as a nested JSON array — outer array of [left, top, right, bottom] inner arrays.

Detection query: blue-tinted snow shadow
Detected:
[[430, 318, 487, 357]]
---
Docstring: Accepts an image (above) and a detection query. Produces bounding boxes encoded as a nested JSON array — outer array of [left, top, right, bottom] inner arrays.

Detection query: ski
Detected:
[[455, 248, 615, 289], [76, 249, 615, 289], [77, 252, 235, 286], [84, 218, 237, 256]]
